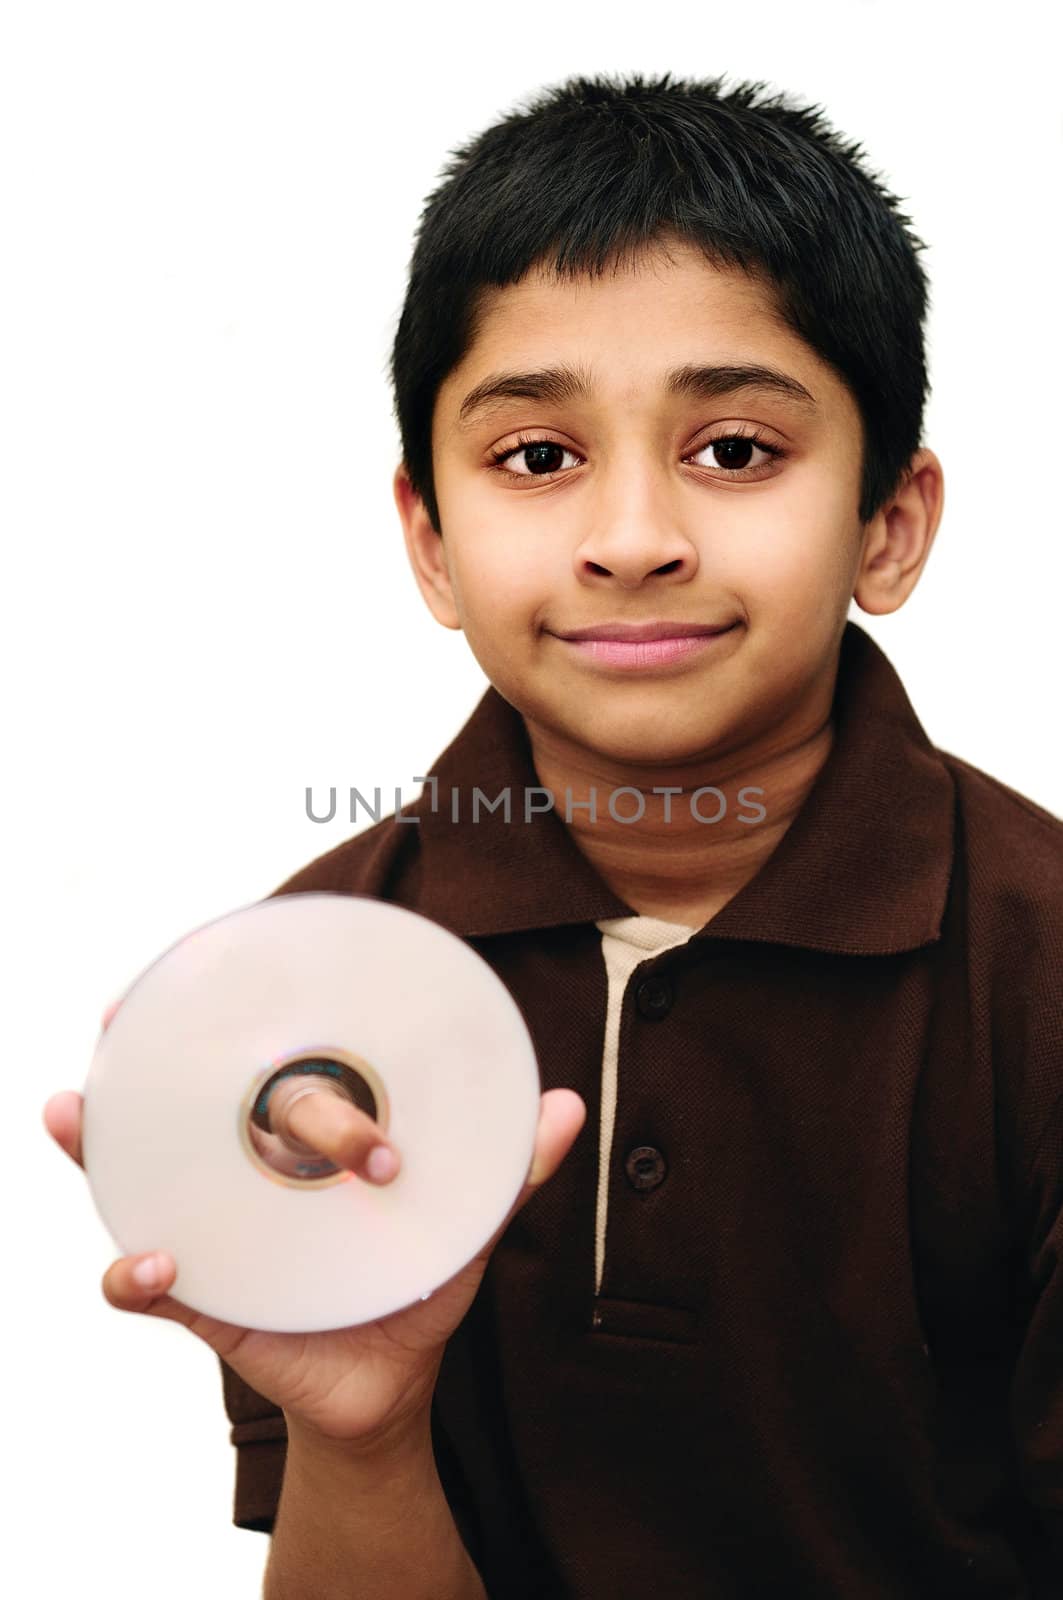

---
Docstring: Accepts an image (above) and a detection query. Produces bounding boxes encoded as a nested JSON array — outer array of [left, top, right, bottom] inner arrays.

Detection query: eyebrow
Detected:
[[455, 361, 818, 428]]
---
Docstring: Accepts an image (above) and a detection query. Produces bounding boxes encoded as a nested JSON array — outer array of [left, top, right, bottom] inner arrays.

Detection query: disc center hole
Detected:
[[245, 1055, 381, 1182]]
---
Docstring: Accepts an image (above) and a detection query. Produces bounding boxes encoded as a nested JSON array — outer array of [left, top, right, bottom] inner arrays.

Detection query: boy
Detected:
[[45, 72, 1063, 1598]]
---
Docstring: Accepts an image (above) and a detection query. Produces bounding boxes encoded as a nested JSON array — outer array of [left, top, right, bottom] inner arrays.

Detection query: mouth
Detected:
[[553, 620, 738, 643], [548, 619, 741, 672]]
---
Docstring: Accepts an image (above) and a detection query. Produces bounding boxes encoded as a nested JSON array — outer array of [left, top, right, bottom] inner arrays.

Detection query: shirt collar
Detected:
[[409, 620, 955, 955]]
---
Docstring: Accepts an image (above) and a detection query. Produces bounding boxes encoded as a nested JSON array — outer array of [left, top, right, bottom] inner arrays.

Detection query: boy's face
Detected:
[[398, 238, 932, 771]]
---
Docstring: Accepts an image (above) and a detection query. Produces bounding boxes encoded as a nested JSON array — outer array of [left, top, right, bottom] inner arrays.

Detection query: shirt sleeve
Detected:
[[1010, 1087, 1063, 1571], [219, 1357, 288, 1533], [218, 1351, 489, 1566]]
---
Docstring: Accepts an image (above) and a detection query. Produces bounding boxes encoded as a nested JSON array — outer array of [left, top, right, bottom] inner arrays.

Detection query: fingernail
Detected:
[[366, 1145, 399, 1183], [132, 1253, 163, 1289]]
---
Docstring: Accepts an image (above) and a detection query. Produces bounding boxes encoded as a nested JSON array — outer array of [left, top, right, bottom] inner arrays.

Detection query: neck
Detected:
[[525, 708, 836, 930]]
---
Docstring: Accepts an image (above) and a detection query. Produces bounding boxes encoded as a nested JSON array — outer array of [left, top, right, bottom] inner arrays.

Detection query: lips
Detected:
[[553, 620, 737, 643], [552, 621, 741, 673]]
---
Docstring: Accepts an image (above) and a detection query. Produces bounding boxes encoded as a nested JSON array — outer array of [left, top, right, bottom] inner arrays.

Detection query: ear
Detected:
[[392, 463, 461, 631], [852, 447, 945, 617]]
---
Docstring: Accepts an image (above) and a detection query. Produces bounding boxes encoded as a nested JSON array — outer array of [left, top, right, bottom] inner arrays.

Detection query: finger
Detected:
[[99, 1250, 226, 1342], [275, 1082, 401, 1184], [102, 1250, 183, 1315], [472, 1088, 586, 1264], [42, 1090, 84, 1169], [45, 999, 122, 1168], [98, 1250, 268, 1372], [524, 1087, 587, 1190]]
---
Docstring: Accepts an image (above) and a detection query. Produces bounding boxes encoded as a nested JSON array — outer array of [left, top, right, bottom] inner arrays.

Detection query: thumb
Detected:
[[524, 1087, 587, 1190], [471, 1088, 586, 1266]]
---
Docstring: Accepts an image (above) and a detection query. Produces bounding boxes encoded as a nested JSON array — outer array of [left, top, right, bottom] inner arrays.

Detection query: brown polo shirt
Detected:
[[220, 619, 1063, 1597]]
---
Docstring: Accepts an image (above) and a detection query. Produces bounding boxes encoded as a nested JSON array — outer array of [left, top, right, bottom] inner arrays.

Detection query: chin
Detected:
[[560, 706, 721, 768]]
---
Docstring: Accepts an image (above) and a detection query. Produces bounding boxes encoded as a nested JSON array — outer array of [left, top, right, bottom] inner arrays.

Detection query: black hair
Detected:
[[389, 70, 931, 530]]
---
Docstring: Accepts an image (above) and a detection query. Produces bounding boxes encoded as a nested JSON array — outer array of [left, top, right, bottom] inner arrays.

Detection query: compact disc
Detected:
[[80, 891, 542, 1332]]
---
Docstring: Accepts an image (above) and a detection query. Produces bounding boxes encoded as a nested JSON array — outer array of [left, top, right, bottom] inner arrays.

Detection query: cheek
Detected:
[[448, 530, 549, 628], [719, 474, 858, 617]]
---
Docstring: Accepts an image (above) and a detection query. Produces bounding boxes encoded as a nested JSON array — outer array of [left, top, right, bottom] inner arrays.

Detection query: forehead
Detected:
[[435, 239, 844, 425]]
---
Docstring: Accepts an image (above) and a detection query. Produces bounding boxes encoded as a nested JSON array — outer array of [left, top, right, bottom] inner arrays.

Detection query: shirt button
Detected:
[[625, 1145, 668, 1191], [635, 973, 674, 1019]]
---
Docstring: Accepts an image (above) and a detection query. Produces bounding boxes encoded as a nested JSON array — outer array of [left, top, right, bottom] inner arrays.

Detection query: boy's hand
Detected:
[[42, 997, 585, 1450]]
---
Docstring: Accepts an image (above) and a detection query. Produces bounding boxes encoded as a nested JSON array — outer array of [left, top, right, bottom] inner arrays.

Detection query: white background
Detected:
[[5, 1, 1060, 1593]]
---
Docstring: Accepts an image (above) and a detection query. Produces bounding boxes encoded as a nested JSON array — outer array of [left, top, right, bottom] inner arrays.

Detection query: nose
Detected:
[[573, 493, 699, 591]]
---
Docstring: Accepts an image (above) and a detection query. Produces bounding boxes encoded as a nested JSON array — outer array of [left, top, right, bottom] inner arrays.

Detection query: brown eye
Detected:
[[711, 438, 755, 470], [492, 439, 580, 477], [690, 434, 781, 475], [519, 442, 567, 475]]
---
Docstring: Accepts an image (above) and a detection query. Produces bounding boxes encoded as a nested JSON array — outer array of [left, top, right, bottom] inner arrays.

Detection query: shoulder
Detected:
[[942, 748, 1063, 851], [938, 749, 1063, 1174], [266, 801, 425, 901], [938, 748, 1063, 925]]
